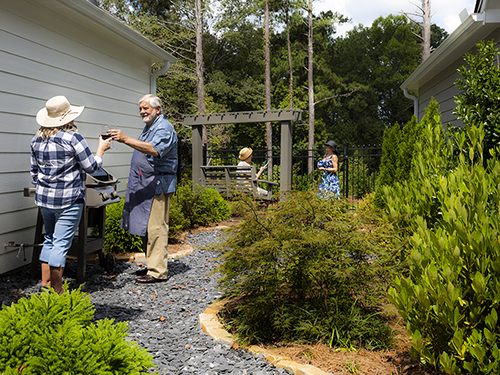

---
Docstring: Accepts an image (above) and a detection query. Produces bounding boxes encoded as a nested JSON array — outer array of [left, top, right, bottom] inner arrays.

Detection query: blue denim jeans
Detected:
[[39, 202, 84, 268]]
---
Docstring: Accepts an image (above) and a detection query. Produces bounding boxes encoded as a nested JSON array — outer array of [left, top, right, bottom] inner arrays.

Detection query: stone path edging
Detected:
[[199, 300, 330, 375]]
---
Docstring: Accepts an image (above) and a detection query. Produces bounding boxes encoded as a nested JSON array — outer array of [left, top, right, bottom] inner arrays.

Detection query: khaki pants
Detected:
[[145, 192, 173, 279]]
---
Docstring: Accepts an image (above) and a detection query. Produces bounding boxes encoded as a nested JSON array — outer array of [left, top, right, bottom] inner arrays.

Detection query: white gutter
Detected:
[[404, 89, 419, 119], [151, 61, 171, 95]]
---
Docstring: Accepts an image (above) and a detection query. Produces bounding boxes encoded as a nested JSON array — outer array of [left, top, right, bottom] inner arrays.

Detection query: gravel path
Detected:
[[0, 229, 292, 375]]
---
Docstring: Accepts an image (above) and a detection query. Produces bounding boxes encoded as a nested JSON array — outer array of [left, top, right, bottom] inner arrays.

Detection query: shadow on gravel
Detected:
[[0, 255, 194, 308], [92, 303, 146, 323]]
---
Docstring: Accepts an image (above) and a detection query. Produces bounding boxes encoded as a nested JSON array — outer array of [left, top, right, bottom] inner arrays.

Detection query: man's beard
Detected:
[[142, 109, 158, 124]]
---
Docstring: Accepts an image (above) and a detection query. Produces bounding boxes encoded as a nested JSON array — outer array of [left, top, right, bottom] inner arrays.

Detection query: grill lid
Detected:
[[86, 167, 118, 187]]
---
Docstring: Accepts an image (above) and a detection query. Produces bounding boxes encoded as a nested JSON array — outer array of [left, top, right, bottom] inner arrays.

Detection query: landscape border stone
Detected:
[[199, 300, 330, 375]]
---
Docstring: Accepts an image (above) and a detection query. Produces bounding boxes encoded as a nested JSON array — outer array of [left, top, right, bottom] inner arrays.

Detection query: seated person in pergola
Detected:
[[237, 147, 268, 196]]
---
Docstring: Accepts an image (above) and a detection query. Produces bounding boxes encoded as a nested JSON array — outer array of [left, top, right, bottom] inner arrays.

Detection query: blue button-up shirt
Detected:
[[139, 114, 178, 194]]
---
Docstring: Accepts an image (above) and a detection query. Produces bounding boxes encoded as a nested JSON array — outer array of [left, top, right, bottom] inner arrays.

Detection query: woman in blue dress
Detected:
[[317, 140, 340, 199]]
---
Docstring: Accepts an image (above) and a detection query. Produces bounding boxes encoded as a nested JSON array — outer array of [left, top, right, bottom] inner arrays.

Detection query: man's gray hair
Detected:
[[139, 94, 162, 109]]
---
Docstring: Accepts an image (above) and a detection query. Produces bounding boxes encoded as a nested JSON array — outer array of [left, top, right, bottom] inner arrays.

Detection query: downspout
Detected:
[[150, 61, 171, 95], [404, 88, 419, 119]]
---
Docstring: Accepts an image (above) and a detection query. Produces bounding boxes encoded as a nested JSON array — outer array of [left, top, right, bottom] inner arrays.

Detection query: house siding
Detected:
[[0, 0, 164, 274], [417, 28, 500, 126], [418, 61, 463, 125]]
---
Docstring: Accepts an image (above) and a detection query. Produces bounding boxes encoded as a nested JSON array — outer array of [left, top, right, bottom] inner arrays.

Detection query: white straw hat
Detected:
[[36, 96, 84, 127]]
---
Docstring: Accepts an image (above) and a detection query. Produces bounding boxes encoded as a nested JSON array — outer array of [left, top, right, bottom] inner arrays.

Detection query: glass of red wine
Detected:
[[101, 125, 116, 150]]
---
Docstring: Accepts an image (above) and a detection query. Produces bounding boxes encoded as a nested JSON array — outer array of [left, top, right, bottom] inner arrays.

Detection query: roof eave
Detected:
[[56, 0, 176, 64], [401, 11, 500, 91]]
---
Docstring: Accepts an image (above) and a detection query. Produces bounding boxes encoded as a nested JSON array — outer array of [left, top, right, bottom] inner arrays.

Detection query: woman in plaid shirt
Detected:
[[30, 96, 110, 294]]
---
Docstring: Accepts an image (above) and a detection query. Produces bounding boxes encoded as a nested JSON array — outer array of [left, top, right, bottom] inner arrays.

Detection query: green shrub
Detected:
[[227, 198, 251, 218], [103, 184, 230, 252], [384, 90, 500, 372], [172, 184, 231, 228], [388, 121, 500, 374], [385, 42, 500, 372], [374, 123, 401, 206], [289, 161, 321, 192], [0, 284, 154, 375], [215, 191, 397, 349], [455, 40, 500, 161], [168, 196, 190, 236], [104, 198, 143, 253], [381, 100, 451, 234], [374, 114, 425, 208]]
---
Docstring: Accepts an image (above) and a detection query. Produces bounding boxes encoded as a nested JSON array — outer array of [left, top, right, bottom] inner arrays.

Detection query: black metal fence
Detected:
[[203, 143, 383, 199]]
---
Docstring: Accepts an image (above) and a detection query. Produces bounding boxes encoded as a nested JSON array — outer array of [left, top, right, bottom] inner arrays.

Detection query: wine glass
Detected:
[[101, 125, 116, 150]]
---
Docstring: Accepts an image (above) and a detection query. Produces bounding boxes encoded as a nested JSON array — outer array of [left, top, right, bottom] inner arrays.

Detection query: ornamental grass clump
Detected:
[[0, 284, 154, 375], [215, 192, 398, 349]]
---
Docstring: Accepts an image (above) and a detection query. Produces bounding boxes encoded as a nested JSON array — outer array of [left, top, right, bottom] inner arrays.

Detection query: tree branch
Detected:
[[401, 11, 423, 25], [314, 87, 361, 106], [407, 0, 424, 13]]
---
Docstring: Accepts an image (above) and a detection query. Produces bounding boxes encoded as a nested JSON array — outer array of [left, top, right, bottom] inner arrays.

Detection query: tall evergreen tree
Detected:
[[329, 15, 422, 146]]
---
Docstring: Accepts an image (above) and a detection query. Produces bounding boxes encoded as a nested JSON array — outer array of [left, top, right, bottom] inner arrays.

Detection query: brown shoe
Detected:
[[135, 274, 165, 283], [135, 268, 148, 276]]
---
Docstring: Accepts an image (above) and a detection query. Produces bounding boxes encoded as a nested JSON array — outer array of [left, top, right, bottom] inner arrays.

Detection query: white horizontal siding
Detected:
[[0, 0, 167, 273]]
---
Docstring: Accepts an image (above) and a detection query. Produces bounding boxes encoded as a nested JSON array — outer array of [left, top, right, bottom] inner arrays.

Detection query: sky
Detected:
[[314, 0, 478, 37]]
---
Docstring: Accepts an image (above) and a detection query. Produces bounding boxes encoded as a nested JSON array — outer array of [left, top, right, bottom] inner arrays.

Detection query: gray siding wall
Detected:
[[0, 0, 154, 274], [417, 28, 500, 126], [418, 59, 463, 125]]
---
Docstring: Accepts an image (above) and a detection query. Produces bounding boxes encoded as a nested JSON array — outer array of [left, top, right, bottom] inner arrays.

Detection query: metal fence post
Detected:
[[202, 143, 207, 166], [343, 142, 349, 198]]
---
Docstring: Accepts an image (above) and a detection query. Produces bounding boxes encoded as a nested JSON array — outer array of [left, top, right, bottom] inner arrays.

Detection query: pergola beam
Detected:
[[183, 109, 302, 126]]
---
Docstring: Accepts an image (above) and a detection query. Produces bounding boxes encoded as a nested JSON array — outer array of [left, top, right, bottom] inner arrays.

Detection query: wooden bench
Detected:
[[200, 165, 278, 200]]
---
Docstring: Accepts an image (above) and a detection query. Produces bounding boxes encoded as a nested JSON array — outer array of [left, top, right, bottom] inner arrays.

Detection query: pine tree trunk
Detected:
[[307, 0, 315, 174], [286, 0, 293, 109], [195, 0, 207, 144], [265, 0, 273, 176], [421, 0, 431, 61]]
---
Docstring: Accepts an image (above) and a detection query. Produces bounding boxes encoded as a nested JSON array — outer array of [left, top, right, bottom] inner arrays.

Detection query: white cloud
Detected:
[[313, 0, 477, 37]]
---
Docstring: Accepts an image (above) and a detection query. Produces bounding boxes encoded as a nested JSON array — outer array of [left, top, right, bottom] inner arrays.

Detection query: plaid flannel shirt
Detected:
[[30, 130, 102, 209]]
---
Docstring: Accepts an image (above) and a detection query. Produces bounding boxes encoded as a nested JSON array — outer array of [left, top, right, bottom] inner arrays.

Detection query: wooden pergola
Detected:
[[182, 109, 302, 194]]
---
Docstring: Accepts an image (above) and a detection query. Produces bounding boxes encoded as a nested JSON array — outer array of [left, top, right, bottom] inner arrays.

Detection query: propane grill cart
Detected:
[[25, 167, 120, 284]]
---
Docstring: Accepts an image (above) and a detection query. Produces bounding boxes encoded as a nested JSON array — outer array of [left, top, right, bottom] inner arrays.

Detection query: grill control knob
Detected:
[[111, 191, 120, 199], [101, 192, 111, 201]]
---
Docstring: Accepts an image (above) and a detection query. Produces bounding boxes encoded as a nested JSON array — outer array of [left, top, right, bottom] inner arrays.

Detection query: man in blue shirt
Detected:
[[110, 94, 178, 283]]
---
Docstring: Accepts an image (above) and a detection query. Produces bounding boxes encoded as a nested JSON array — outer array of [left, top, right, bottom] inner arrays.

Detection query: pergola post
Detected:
[[183, 109, 302, 194], [280, 120, 293, 193], [192, 124, 204, 190]]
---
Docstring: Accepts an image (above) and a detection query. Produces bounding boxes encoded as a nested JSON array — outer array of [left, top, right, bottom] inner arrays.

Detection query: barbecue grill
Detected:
[[26, 167, 121, 284]]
